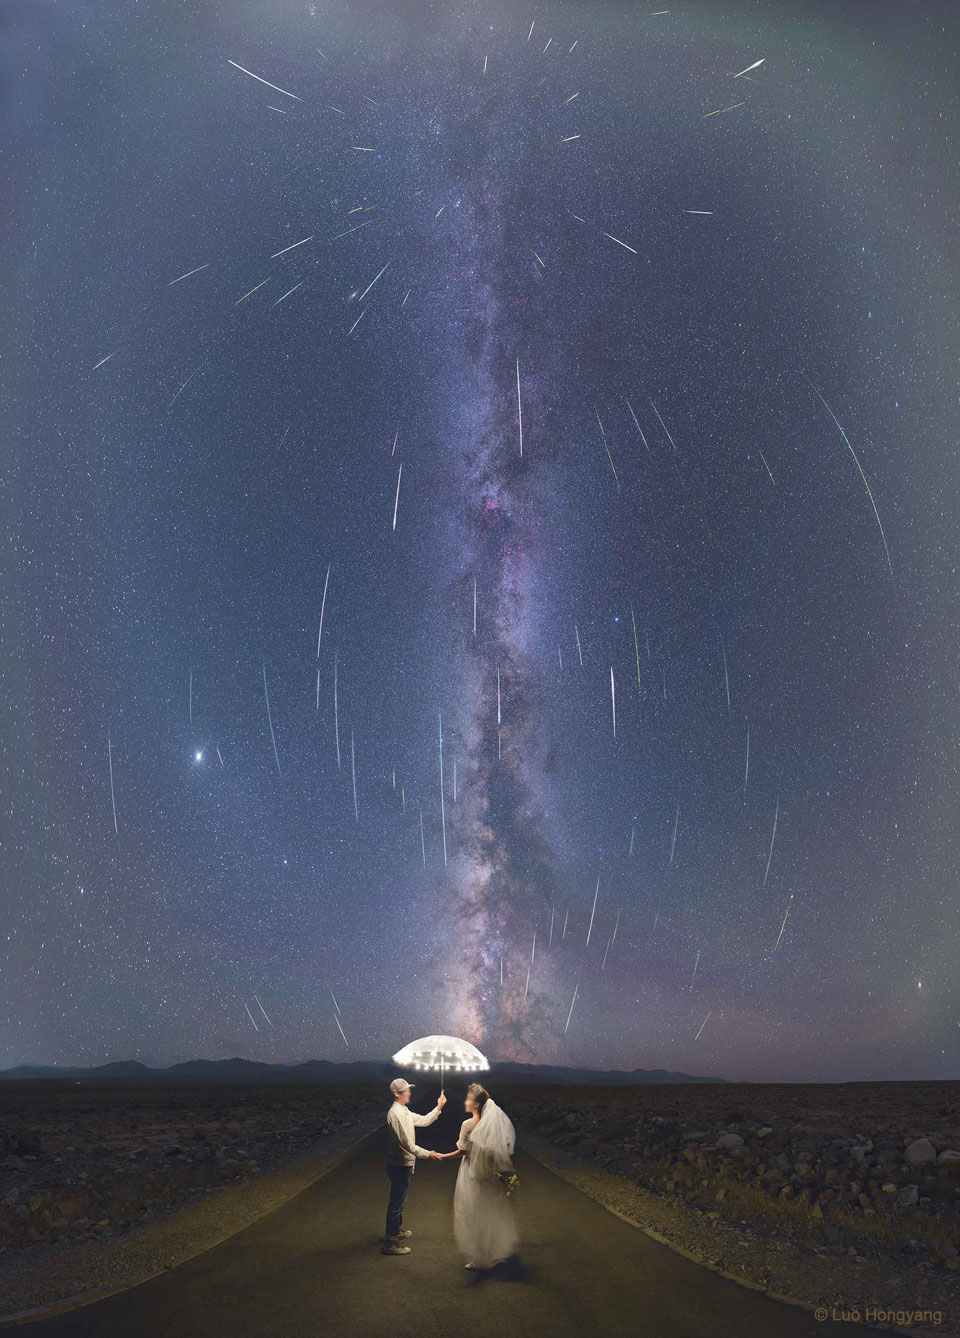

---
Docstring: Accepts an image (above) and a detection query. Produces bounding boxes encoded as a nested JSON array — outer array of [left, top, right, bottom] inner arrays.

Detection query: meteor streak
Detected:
[[775, 895, 793, 949], [602, 232, 637, 254], [516, 357, 523, 456], [392, 463, 402, 531], [585, 875, 600, 947], [806, 376, 893, 576], [732, 57, 766, 78], [763, 791, 779, 887], [107, 732, 118, 838], [227, 59, 302, 101], [317, 564, 331, 656], [167, 263, 209, 286], [262, 661, 282, 776], [270, 235, 314, 259], [564, 981, 580, 1034], [235, 278, 271, 304], [273, 281, 303, 306]]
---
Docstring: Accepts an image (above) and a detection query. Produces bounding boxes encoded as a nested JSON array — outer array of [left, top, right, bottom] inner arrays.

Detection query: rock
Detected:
[[880, 1182, 897, 1194], [938, 1149, 960, 1169], [898, 1185, 919, 1206], [904, 1137, 936, 1167], [716, 1133, 744, 1150]]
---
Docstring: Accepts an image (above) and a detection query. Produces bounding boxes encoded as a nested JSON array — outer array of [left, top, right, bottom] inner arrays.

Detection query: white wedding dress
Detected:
[[453, 1098, 518, 1268]]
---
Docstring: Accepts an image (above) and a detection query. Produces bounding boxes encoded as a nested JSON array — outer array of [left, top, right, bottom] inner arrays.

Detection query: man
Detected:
[[382, 1077, 446, 1255]]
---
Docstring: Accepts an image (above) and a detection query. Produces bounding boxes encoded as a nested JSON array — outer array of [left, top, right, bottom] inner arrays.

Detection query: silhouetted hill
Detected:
[[0, 1057, 725, 1086]]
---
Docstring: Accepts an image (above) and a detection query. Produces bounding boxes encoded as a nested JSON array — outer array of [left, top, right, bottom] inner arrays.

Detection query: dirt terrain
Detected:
[[0, 1081, 382, 1252], [504, 1081, 960, 1330]]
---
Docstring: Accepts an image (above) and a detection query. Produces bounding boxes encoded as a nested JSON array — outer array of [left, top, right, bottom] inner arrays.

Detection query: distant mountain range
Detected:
[[0, 1057, 725, 1086]]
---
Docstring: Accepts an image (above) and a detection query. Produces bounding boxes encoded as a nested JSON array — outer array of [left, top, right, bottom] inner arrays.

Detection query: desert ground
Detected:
[[1, 1078, 958, 1328]]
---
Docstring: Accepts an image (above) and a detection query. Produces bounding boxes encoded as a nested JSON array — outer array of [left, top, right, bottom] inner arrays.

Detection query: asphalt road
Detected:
[[7, 1089, 880, 1338]]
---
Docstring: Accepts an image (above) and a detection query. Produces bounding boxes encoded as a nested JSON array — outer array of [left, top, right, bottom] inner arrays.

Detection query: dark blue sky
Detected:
[[3, 0, 958, 1081]]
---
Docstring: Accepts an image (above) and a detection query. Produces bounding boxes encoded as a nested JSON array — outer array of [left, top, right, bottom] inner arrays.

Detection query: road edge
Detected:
[[0, 1123, 381, 1330], [521, 1139, 954, 1338]]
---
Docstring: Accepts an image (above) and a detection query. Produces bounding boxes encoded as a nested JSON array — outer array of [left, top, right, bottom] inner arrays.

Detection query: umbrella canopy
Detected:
[[391, 1034, 489, 1074]]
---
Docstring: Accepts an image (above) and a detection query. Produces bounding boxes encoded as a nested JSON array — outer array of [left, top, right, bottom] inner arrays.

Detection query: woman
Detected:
[[437, 1082, 518, 1269]]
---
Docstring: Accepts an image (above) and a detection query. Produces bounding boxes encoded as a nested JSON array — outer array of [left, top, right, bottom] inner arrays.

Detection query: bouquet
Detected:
[[498, 1171, 519, 1197]]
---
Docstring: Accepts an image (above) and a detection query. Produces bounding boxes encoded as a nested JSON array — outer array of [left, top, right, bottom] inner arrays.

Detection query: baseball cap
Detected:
[[389, 1077, 415, 1094]]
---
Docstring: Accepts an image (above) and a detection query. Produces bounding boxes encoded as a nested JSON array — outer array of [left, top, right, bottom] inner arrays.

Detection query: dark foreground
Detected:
[[1, 1089, 881, 1338]]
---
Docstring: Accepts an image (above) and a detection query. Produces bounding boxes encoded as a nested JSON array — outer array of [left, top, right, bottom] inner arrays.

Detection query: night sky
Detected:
[[4, 0, 959, 1083]]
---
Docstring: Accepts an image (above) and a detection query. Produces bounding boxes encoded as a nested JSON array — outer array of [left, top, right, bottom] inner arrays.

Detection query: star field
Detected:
[[3, 0, 960, 1082]]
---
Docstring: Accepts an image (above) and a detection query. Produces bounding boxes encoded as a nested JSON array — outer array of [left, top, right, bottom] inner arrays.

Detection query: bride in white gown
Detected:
[[438, 1083, 518, 1269]]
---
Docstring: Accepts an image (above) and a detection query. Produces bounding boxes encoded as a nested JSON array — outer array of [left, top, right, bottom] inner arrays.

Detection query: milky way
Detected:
[[4, 0, 960, 1081]]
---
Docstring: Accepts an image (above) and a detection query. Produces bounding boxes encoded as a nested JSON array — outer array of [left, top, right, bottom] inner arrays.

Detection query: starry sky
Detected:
[[3, 0, 959, 1083]]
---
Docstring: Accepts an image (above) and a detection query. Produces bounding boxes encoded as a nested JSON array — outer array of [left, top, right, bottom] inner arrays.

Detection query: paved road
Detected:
[[7, 1089, 879, 1338]]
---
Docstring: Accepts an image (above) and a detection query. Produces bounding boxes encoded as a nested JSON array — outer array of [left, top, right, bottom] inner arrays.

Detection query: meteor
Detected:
[[695, 1010, 711, 1040], [610, 667, 616, 737], [585, 875, 600, 947], [732, 57, 766, 78], [168, 367, 199, 408], [273, 281, 303, 306], [703, 101, 746, 118], [743, 722, 751, 796], [262, 661, 282, 776], [92, 352, 116, 370], [270, 235, 314, 259], [243, 1002, 260, 1032], [350, 731, 358, 821], [235, 278, 271, 304], [650, 401, 678, 452], [334, 1014, 349, 1047], [392, 463, 402, 531], [317, 563, 331, 656], [516, 358, 523, 456], [602, 232, 637, 254], [228, 59, 302, 101], [167, 263, 209, 287], [333, 650, 341, 768], [107, 732, 119, 838], [763, 791, 780, 887], [631, 605, 642, 696], [669, 801, 679, 867], [564, 981, 580, 1034], [805, 376, 893, 576], [254, 995, 274, 1027], [358, 263, 389, 302], [774, 894, 793, 949], [625, 399, 651, 453]]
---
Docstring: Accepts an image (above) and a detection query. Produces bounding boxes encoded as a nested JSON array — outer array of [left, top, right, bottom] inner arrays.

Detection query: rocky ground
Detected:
[[505, 1082, 960, 1333], [0, 1081, 382, 1256]]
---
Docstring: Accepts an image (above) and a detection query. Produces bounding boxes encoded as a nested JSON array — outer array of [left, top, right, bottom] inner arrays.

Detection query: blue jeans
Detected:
[[385, 1165, 413, 1240]]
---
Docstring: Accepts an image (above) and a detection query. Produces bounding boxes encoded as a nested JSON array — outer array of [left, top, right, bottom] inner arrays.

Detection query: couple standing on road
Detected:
[[383, 1076, 519, 1271]]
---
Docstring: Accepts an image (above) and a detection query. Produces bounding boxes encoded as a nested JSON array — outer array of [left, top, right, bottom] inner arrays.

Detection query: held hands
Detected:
[[429, 1150, 444, 1161]]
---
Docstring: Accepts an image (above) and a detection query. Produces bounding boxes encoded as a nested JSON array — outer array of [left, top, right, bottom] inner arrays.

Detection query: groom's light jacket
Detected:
[[386, 1100, 441, 1170]]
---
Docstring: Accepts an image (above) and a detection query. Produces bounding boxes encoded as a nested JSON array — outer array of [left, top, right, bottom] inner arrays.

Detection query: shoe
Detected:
[[382, 1242, 412, 1256], [397, 1229, 413, 1238]]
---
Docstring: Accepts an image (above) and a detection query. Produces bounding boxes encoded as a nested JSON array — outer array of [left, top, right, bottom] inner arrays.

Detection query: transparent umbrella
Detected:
[[391, 1033, 489, 1094]]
